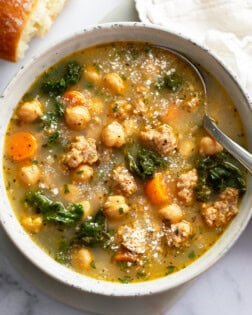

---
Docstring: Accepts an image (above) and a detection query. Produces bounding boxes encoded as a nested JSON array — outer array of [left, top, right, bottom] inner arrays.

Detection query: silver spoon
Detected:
[[156, 45, 252, 173]]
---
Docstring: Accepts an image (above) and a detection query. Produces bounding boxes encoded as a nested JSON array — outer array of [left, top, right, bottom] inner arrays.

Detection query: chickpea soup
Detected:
[[3, 42, 247, 283]]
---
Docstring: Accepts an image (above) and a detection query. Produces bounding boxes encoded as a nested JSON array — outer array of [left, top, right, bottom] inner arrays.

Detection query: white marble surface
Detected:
[[0, 0, 252, 314]]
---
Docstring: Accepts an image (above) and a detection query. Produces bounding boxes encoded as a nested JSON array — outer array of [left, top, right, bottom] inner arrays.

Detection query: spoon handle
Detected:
[[204, 115, 252, 173]]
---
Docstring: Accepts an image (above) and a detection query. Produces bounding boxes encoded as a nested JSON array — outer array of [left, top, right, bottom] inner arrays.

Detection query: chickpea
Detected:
[[101, 121, 125, 148], [158, 204, 183, 223], [89, 98, 104, 115], [178, 139, 196, 158], [65, 106, 91, 130], [79, 200, 92, 220], [122, 119, 138, 137], [84, 66, 102, 85], [110, 100, 132, 119], [72, 164, 93, 183], [21, 215, 43, 233], [199, 136, 223, 155], [62, 90, 86, 107], [19, 164, 40, 185], [104, 195, 129, 220], [103, 73, 126, 95], [17, 99, 43, 123], [72, 248, 94, 271], [61, 184, 81, 203]]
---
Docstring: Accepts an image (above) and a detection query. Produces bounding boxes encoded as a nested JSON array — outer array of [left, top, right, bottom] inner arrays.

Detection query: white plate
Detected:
[[0, 225, 190, 315], [135, 0, 154, 23]]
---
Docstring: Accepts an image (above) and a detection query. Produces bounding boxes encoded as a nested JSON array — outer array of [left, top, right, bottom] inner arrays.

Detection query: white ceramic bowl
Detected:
[[0, 22, 252, 297]]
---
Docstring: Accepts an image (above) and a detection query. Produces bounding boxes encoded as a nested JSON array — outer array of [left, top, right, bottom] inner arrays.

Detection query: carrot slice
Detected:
[[145, 173, 169, 204], [161, 104, 183, 124], [114, 251, 137, 263], [6, 131, 38, 161]]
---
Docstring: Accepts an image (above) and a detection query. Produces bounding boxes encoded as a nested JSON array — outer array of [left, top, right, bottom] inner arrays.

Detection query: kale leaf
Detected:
[[25, 191, 84, 225], [54, 99, 65, 117], [64, 61, 83, 86], [156, 72, 182, 92], [55, 241, 71, 265], [54, 210, 113, 263], [41, 99, 64, 127], [47, 130, 60, 144], [42, 78, 66, 96], [41, 99, 64, 144], [75, 210, 112, 247], [164, 72, 182, 91], [195, 151, 246, 201], [125, 144, 167, 180], [42, 61, 83, 96]]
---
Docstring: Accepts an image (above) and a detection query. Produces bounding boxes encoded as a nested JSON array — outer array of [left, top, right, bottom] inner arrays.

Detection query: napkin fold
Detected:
[[135, 0, 252, 97]]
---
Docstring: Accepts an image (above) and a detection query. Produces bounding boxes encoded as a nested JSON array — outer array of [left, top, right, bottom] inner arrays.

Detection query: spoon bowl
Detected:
[[158, 45, 252, 173], [0, 23, 252, 301], [203, 115, 252, 172]]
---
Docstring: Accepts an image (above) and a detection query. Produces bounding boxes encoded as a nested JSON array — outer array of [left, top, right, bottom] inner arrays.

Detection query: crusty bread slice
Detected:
[[0, 0, 67, 62]]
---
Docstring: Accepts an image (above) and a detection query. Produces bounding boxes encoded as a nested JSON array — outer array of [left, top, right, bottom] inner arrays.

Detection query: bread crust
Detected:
[[0, 0, 37, 62]]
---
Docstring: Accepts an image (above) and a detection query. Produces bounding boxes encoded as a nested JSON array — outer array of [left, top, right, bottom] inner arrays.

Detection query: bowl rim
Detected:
[[0, 22, 252, 297]]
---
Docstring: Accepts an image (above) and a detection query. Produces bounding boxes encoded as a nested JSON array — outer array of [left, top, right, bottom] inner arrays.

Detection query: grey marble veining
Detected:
[[0, 220, 252, 315], [169, 220, 252, 315], [0, 243, 87, 315], [0, 255, 38, 315]]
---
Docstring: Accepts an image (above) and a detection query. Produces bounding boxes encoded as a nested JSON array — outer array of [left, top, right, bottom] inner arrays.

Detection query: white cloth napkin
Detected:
[[135, 0, 252, 98]]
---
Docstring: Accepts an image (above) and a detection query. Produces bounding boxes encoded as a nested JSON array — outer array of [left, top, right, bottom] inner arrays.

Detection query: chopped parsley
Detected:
[[199, 226, 204, 234], [118, 277, 131, 284], [118, 207, 124, 214], [90, 261, 96, 269], [136, 271, 147, 278], [166, 265, 175, 275], [130, 49, 139, 60], [94, 63, 101, 72], [84, 82, 94, 89], [112, 104, 119, 112], [63, 184, 70, 194], [188, 250, 196, 259], [143, 46, 153, 54], [47, 130, 60, 144], [76, 170, 84, 175]]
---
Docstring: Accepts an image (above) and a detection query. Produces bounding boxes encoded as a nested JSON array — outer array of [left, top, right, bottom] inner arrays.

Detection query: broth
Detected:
[[3, 42, 246, 283]]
